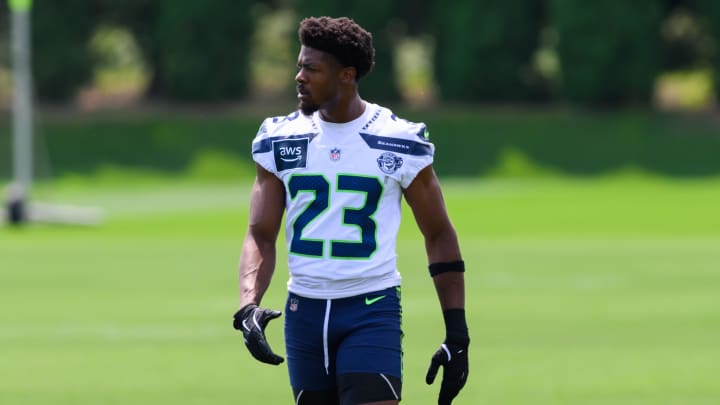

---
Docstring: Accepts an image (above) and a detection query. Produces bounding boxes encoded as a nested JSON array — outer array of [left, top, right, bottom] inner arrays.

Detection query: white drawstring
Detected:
[[323, 299, 331, 374]]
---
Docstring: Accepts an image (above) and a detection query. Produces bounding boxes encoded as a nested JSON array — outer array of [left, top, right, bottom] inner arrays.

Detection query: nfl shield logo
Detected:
[[289, 298, 299, 312], [330, 147, 341, 161]]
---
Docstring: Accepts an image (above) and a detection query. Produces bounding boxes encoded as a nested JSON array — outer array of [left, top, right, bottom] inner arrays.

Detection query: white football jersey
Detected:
[[251, 102, 434, 299]]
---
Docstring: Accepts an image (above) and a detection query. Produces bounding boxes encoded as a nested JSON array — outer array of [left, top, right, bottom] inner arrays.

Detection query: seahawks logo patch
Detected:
[[377, 152, 403, 174]]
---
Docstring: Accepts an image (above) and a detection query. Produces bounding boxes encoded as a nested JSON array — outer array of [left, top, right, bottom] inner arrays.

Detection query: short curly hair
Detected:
[[298, 16, 375, 80]]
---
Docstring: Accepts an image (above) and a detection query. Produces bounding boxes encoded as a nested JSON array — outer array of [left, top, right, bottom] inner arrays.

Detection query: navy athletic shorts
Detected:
[[284, 286, 403, 392]]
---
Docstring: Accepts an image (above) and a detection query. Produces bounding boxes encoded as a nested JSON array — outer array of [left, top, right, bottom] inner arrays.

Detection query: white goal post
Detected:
[[4, 0, 102, 226]]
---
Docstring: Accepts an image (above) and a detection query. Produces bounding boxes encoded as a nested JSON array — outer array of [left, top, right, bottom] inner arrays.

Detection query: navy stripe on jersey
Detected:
[[359, 133, 433, 156], [252, 133, 318, 154]]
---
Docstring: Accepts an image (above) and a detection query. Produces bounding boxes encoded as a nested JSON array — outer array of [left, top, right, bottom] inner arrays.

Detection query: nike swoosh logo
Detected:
[[365, 295, 386, 305]]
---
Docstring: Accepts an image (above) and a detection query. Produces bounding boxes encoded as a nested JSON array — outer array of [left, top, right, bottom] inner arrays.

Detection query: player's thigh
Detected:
[[336, 287, 403, 378], [292, 388, 397, 405], [337, 372, 401, 405], [293, 389, 339, 405], [336, 288, 403, 404], [285, 293, 336, 392]]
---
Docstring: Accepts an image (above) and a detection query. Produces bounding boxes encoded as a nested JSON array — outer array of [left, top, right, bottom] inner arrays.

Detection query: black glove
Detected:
[[426, 309, 469, 405], [233, 304, 284, 365]]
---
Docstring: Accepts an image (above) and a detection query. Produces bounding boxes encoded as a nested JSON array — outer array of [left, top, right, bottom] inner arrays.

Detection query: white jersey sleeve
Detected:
[[251, 111, 318, 176], [360, 108, 434, 188]]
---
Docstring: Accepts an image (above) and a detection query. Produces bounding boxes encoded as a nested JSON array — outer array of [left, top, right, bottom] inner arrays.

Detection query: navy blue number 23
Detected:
[[288, 174, 382, 259]]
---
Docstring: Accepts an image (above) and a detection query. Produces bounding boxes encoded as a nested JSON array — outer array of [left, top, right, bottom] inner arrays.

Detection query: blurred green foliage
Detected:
[[3, 0, 720, 104], [152, 0, 254, 100], [93, 0, 164, 97], [249, 7, 296, 98], [433, 0, 544, 101], [550, 0, 663, 104], [425, 108, 720, 177], [31, 0, 95, 100], [2, 108, 718, 182], [24, 0, 254, 101], [694, 0, 720, 99]]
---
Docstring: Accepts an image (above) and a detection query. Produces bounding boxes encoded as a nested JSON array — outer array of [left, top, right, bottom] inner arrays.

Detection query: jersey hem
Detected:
[[288, 278, 401, 300]]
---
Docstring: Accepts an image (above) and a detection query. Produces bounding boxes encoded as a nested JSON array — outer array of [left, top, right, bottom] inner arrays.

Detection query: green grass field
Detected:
[[2, 176, 719, 404]]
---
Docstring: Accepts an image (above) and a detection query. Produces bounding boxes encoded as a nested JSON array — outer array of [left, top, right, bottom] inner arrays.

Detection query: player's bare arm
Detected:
[[403, 165, 464, 310], [404, 164, 469, 405], [234, 163, 286, 366], [238, 163, 285, 308]]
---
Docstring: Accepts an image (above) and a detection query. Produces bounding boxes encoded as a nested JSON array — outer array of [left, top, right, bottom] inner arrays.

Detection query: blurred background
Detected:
[[1, 0, 720, 182], [1, 1, 720, 404]]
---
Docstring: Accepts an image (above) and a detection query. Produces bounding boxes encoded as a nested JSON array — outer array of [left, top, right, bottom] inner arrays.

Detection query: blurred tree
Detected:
[[95, 0, 254, 101], [93, 0, 164, 98], [31, 0, 96, 101], [396, 0, 435, 36], [693, 0, 720, 98], [660, 6, 712, 71], [293, 0, 402, 102], [85, 24, 150, 105], [152, 0, 254, 100], [432, 0, 544, 102], [248, 5, 297, 99], [0, 2, 8, 66], [551, 0, 663, 105]]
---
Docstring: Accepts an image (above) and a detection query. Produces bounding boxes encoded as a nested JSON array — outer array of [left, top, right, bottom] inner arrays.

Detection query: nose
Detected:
[[295, 69, 306, 84]]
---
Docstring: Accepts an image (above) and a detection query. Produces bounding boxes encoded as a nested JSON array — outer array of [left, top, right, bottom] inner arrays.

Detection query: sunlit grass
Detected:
[[1, 176, 719, 404]]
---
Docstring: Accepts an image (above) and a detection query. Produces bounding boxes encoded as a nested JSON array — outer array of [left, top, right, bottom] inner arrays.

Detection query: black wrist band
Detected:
[[443, 309, 469, 345], [429, 260, 465, 277]]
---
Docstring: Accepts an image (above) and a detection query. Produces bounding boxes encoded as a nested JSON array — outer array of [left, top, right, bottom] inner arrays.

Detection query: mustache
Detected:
[[297, 85, 308, 94]]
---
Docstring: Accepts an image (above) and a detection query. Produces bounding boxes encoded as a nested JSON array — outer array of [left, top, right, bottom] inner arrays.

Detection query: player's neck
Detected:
[[319, 95, 365, 124]]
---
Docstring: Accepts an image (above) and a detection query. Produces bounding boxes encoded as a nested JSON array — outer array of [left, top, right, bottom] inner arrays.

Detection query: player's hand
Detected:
[[426, 337, 469, 405], [233, 304, 284, 365]]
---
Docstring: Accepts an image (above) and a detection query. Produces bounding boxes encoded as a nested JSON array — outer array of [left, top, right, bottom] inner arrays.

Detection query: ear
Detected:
[[339, 66, 357, 84]]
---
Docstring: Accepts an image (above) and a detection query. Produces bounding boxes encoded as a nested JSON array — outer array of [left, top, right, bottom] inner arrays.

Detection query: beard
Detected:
[[299, 100, 319, 116]]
